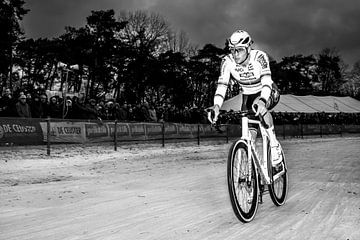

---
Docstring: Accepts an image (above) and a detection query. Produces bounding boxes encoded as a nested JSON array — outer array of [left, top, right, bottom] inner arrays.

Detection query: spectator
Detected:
[[120, 102, 129, 121], [114, 102, 128, 121], [26, 93, 32, 105], [103, 101, 114, 120], [15, 94, 32, 118], [112, 103, 121, 120], [48, 96, 62, 118], [0, 88, 16, 117], [30, 94, 44, 118], [132, 103, 142, 121], [148, 104, 157, 122], [182, 106, 191, 123], [140, 102, 152, 122], [157, 106, 165, 122], [95, 103, 105, 119], [86, 98, 100, 119], [127, 104, 136, 121], [71, 96, 99, 120], [40, 93, 49, 118], [64, 98, 73, 119]]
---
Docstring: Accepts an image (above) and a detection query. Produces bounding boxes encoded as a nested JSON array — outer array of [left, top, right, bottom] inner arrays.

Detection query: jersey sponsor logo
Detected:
[[239, 72, 255, 78], [257, 54, 268, 69], [235, 67, 244, 72], [220, 58, 226, 74]]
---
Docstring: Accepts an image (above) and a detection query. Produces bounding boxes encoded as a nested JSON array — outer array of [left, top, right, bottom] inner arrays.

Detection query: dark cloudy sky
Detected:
[[22, 0, 360, 67]]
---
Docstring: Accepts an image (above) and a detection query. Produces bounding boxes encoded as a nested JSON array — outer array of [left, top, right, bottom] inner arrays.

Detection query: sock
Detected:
[[266, 126, 278, 147]]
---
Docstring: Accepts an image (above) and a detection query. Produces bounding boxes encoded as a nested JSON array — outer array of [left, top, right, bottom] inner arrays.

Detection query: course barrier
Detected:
[[0, 118, 359, 152]]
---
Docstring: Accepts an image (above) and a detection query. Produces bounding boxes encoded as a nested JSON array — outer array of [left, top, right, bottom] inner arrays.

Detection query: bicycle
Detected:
[[208, 110, 288, 223]]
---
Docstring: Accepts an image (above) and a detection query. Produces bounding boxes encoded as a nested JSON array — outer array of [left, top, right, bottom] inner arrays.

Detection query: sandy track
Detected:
[[0, 137, 360, 240]]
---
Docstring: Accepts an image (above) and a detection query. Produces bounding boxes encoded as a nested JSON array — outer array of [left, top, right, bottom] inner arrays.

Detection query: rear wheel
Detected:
[[268, 144, 288, 206], [227, 140, 259, 223]]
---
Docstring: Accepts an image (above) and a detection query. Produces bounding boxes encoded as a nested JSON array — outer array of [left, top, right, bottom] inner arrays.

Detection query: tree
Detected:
[[189, 44, 224, 107], [15, 38, 61, 91], [0, 0, 29, 89], [316, 48, 343, 95], [166, 30, 194, 56], [118, 10, 170, 103], [340, 61, 360, 99], [273, 55, 317, 95], [119, 10, 170, 56], [84, 9, 127, 98]]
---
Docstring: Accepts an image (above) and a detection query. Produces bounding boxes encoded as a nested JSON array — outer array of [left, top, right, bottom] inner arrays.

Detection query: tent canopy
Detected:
[[218, 94, 360, 113]]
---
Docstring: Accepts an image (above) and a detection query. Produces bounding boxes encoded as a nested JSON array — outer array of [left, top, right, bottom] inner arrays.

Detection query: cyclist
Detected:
[[209, 29, 282, 164]]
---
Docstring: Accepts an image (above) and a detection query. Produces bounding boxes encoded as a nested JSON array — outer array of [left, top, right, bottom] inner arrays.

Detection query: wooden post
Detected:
[[46, 118, 51, 156], [283, 124, 285, 140], [114, 120, 117, 151], [340, 124, 343, 137], [226, 124, 229, 143], [162, 122, 165, 147], [197, 124, 200, 145], [320, 125, 323, 138]]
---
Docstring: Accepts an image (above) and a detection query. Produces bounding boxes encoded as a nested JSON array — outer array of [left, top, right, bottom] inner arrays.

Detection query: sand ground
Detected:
[[0, 136, 359, 240]]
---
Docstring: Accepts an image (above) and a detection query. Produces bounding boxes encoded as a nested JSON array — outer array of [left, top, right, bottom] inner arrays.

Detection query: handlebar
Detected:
[[207, 108, 269, 129]]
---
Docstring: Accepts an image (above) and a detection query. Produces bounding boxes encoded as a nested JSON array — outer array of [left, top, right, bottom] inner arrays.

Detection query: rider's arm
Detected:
[[214, 57, 231, 109], [257, 51, 273, 103], [259, 74, 273, 102]]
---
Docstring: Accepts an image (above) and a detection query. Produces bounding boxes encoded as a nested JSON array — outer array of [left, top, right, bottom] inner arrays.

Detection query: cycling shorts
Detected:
[[241, 83, 280, 114]]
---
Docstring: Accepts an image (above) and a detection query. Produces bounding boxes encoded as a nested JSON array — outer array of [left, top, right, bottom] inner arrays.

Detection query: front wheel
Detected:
[[227, 140, 259, 223], [268, 144, 288, 206]]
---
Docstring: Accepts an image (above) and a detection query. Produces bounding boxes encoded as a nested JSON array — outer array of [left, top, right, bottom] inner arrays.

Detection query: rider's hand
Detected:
[[254, 98, 267, 117], [208, 104, 220, 124]]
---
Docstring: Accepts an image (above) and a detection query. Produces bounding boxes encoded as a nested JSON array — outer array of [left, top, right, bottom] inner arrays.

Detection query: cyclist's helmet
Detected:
[[228, 30, 253, 49]]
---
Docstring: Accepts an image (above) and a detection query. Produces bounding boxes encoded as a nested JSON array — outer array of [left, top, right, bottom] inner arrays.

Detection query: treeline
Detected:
[[1, 1, 360, 111]]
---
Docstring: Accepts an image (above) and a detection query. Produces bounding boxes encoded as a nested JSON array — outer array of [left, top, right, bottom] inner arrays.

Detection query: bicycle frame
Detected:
[[239, 115, 271, 185]]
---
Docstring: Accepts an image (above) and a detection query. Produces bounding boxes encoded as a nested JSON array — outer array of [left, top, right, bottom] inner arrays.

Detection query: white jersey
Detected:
[[214, 49, 273, 107]]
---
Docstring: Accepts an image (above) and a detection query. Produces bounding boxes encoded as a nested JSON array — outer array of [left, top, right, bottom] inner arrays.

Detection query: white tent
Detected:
[[218, 94, 360, 113]]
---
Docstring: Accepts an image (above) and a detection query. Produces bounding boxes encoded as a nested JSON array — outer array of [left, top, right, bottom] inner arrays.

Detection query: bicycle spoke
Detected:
[[233, 148, 254, 213], [228, 141, 259, 222]]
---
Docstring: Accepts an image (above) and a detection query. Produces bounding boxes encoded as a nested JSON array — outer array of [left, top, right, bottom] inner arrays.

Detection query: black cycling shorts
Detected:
[[241, 83, 280, 114]]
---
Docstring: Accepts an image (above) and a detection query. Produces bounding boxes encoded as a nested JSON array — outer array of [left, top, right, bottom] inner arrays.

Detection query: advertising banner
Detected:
[[1, 117, 359, 146], [85, 122, 110, 142], [144, 123, 163, 136], [164, 123, 178, 135], [40, 121, 85, 143], [303, 124, 321, 135], [343, 124, 360, 133], [177, 123, 194, 138], [128, 123, 146, 140], [0, 118, 43, 145], [108, 123, 130, 137]]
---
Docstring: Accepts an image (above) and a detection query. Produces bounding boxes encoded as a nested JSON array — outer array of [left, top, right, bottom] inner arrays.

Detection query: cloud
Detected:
[[22, 0, 360, 66], [149, 0, 360, 64]]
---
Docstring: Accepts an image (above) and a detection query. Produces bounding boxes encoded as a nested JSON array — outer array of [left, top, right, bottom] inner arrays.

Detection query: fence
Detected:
[[0, 117, 359, 155]]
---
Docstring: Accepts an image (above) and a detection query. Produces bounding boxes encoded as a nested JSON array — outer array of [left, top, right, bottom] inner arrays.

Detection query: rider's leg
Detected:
[[243, 94, 258, 143], [262, 111, 282, 164]]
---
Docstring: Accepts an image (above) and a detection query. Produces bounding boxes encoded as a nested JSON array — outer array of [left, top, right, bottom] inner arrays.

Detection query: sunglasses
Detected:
[[229, 47, 247, 54]]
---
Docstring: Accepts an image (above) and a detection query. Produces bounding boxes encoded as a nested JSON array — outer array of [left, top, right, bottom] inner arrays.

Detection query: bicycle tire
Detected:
[[227, 140, 259, 223], [268, 144, 288, 206]]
